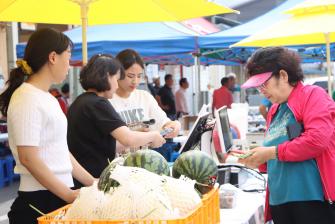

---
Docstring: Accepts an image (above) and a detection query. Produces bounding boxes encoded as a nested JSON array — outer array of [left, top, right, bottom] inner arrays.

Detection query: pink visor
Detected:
[[241, 72, 272, 89]]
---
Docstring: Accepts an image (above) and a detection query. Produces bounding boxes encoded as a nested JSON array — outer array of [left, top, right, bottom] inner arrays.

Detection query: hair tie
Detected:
[[16, 59, 33, 75]]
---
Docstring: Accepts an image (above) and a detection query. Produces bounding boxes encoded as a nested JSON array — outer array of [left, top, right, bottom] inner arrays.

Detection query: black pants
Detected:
[[8, 190, 66, 224], [270, 201, 335, 224]]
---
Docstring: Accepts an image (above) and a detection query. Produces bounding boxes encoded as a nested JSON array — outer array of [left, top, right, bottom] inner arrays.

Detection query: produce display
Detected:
[[172, 150, 218, 194], [63, 149, 218, 221], [65, 166, 197, 220], [161, 175, 201, 216], [123, 150, 170, 176], [97, 157, 124, 192]]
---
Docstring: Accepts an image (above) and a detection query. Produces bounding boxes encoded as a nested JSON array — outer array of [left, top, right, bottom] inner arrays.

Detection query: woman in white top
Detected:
[[109, 49, 180, 138], [0, 28, 95, 224]]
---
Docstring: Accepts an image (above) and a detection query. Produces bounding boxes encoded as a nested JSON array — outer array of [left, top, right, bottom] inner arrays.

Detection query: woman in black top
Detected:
[[67, 54, 165, 188]]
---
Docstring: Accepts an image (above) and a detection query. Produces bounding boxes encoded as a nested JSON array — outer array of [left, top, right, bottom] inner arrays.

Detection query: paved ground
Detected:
[[0, 181, 19, 224]]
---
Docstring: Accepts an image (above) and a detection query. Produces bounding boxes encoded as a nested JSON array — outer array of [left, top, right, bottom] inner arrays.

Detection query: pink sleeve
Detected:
[[278, 88, 334, 161]]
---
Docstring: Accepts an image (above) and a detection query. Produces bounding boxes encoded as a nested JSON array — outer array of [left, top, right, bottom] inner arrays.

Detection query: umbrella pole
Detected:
[[192, 54, 201, 114], [325, 32, 332, 97], [80, 3, 88, 65]]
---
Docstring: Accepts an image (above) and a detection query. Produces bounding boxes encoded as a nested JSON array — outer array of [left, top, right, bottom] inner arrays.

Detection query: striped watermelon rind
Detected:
[[123, 150, 170, 176], [172, 150, 218, 195], [97, 157, 124, 193]]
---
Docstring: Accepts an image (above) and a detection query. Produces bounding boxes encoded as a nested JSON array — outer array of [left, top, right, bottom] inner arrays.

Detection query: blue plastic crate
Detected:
[[6, 155, 19, 181], [153, 142, 179, 162], [0, 157, 11, 188]]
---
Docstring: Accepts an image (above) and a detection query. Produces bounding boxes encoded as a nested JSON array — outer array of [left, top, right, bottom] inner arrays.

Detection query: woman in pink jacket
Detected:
[[240, 47, 335, 224]]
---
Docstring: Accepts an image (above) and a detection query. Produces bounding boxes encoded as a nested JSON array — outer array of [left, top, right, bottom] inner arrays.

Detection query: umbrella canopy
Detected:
[[0, 0, 237, 64], [232, 0, 335, 95], [198, 0, 305, 64], [198, 0, 304, 49]]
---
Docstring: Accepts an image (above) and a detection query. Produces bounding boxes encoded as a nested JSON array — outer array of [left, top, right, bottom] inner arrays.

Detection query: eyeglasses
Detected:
[[256, 76, 272, 92]]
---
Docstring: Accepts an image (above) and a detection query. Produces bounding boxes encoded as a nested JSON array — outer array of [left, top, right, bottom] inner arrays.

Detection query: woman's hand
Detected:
[[149, 131, 166, 148], [239, 146, 276, 169], [162, 120, 181, 138]]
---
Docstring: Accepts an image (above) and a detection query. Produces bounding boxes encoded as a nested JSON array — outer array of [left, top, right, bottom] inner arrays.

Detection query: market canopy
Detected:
[[197, 0, 305, 64], [232, 0, 335, 95], [17, 22, 200, 63], [17, 21, 242, 66], [0, 0, 237, 64], [198, 0, 304, 50]]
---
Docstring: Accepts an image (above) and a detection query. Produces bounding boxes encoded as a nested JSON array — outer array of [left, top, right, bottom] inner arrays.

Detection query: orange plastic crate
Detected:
[[38, 186, 220, 224]]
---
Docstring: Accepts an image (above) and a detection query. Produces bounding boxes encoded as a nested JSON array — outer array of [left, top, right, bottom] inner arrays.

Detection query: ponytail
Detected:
[[0, 28, 73, 117], [0, 67, 26, 117]]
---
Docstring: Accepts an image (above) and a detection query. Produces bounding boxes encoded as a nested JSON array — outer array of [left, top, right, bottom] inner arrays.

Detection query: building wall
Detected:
[[222, 0, 286, 23]]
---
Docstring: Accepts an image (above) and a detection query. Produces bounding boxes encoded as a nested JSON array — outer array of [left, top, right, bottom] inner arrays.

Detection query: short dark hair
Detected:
[[246, 47, 304, 86], [116, 49, 144, 80], [179, 78, 188, 86], [61, 83, 69, 94], [80, 54, 121, 92], [0, 28, 73, 116], [165, 74, 173, 82], [221, 77, 229, 86]]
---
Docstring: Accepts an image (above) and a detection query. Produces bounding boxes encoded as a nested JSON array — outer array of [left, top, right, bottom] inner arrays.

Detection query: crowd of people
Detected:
[[1, 28, 334, 224]]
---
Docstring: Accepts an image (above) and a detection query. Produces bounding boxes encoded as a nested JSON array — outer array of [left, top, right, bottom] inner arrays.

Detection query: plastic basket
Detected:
[[38, 186, 220, 224]]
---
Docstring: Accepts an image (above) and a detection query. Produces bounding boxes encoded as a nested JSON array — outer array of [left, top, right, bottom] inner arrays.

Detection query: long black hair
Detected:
[[0, 28, 73, 116]]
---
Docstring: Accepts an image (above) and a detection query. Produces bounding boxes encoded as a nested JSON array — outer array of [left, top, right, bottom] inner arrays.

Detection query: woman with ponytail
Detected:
[[0, 28, 95, 224]]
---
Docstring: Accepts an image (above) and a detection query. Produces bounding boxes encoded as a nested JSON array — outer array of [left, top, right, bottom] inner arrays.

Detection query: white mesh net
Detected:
[[65, 166, 184, 220], [64, 182, 106, 220], [161, 176, 202, 216], [99, 166, 177, 220]]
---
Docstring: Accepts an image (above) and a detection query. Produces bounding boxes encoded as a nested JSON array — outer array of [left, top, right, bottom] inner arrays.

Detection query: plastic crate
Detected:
[[38, 186, 220, 224]]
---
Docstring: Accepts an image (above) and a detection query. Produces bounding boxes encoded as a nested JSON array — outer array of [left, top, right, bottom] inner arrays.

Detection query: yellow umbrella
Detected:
[[232, 0, 335, 95], [0, 0, 238, 64]]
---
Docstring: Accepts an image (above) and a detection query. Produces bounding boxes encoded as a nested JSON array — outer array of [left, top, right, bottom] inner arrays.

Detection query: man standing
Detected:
[[152, 76, 161, 97], [156, 74, 176, 120], [212, 77, 233, 112], [175, 78, 189, 118]]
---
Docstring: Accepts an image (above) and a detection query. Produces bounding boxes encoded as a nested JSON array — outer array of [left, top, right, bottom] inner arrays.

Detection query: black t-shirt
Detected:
[[67, 92, 126, 179], [157, 84, 176, 116]]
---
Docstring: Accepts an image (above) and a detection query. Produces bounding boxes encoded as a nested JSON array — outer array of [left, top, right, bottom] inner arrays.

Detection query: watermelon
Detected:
[[97, 157, 124, 193], [172, 150, 218, 195], [123, 150, 170, 176]]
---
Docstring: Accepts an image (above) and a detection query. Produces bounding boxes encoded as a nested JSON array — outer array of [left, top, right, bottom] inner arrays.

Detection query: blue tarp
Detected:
[[143, 53, 240, 66], [17, 22, 199, 61], [17, 22, 240, 65]]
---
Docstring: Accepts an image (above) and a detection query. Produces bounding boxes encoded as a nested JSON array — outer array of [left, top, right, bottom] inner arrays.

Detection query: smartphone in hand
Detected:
[[230, 151, 254, 159], [160, 128, 174, 137]]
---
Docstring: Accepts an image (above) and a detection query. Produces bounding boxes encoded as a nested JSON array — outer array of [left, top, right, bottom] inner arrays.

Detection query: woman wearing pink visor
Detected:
[[239, 47, 335, 224]]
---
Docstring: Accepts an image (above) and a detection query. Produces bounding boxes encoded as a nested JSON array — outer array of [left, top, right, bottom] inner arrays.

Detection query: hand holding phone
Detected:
[[160, 128, 174, 137], [230, 151, 254, 159]]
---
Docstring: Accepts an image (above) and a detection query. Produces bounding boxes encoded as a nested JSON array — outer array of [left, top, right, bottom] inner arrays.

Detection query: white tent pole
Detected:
[[192, 54, 199, 115], [80, 3, 88, 65], [325, 32, 332, 97], [196, 56, 201, 113]]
